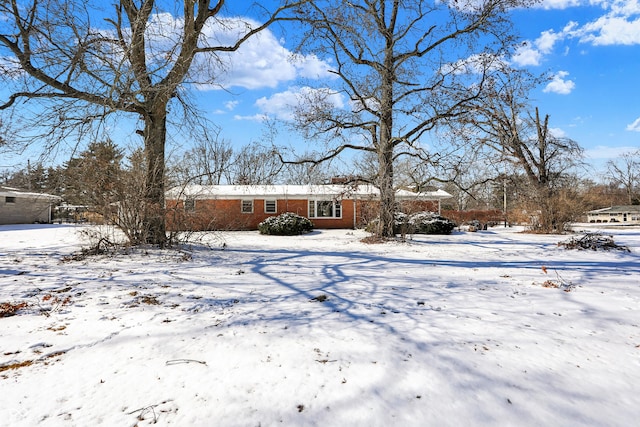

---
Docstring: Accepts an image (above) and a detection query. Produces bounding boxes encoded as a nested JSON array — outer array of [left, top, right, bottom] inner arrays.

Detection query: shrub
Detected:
[[407, 212, 456, 235], [366, 211, 456, 235], [258, 212, 314, 236]]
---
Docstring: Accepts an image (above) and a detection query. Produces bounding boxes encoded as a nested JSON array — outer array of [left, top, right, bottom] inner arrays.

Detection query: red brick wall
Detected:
[[166, 198, 358, 231], [167, 197, 442, 231]]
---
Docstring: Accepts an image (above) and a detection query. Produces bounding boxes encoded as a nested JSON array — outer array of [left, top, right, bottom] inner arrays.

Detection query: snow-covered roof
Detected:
[[166, 184, 452, 201], [0, 186, 61, 200], [587, 206, 640, 215]]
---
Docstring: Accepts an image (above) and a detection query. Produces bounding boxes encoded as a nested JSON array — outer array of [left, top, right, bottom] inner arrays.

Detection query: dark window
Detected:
[[184, 198, 196, 213], [265, 200, 277, 214], [309, 200, 341, 218], [241, 200, 254, 214]]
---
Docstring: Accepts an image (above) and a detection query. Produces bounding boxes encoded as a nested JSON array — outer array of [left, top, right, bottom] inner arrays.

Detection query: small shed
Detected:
[[0, 186, 61, 225], [586, 206, 640, 225]]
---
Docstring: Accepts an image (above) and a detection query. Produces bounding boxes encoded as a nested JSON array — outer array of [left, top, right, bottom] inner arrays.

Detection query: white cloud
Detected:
[[0, 55, 24, 78], [576, 15, 640, 45], [212, 100, 239, 115], [121, 14, 333, 91], [554, 1, 640, 46], [549, 127, 567, 138], [511, 42, 543, 66], [441, 53, 506, 74], [289, 53, 334, 80], [233, 113, 268, 122], [350, 97, 381, 113], [254, 90, 300, 121], [224, 100, 239, 111], [626, 117, 640, 131], [245, 86, 345, 121], [196, 18, 333, 90], [537, 29, 564, 53], [585, 144, 640, 160], [511, 29, 564, 66], [609, 0, 640, 16], [543, 71, 575, 94], [537, 0, 584, 10]]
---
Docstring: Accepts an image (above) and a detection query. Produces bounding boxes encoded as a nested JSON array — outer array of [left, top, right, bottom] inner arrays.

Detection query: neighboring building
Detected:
[[166, 184, 452, 231], [0, 186, 61, 225], [586, 206, 640, 225]]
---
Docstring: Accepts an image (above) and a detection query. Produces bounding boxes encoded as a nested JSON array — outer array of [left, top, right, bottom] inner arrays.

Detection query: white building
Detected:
[[0, 186, 61, 225], [586, 206, 640, 225]]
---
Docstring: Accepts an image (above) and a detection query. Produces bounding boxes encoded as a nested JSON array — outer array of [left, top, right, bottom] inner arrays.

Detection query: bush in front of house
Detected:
[[366, 211, 456, 235], [407, 211, 456, 235], [258, 212, 314, 236]]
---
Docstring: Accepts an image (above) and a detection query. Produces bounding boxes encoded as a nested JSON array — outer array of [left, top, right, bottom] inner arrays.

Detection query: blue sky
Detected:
[[209, 0, 640, 172], [508, 1, 640, 168], [195, 0, 640, 175], [2, 0, 639, 177]]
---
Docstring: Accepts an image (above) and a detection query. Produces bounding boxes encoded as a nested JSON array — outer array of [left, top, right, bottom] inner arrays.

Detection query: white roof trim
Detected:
[[587, 206, 640, 214], [166, 184, 452, 201], [0, 186, 61, 200]]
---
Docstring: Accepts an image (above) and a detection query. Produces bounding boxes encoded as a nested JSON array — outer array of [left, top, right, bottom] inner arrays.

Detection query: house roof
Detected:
[[587, 205, 640, 214], [0, 186, 61, 200], [166, 184, 452, 201]]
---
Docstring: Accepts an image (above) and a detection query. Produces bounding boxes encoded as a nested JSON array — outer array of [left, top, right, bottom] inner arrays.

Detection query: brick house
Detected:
[[165, 184, 452, 231]]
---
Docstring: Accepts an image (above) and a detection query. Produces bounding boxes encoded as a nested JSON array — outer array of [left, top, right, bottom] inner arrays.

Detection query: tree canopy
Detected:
[[286, 0, 537, 237], [0, 0, 304, 245]]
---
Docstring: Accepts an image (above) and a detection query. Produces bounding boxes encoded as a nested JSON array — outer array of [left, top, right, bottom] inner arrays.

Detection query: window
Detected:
[[5, 196, 16, 204], [184, 198, 196, 213], [308, 200, 341, 218], [241, 200, 254, 214], [265, 199, 277, 214]]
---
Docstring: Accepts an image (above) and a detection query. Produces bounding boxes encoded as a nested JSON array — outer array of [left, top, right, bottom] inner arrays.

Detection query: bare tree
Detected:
[[280, 156, 337, 185], [466, 71, 584, 232], [170, 128, 234, 186], [231, 144, 283, 185], [111, 148, 149, 245], [286, 0, 534, 238], [0, 0, 304, 246], [606, 150, 640, 205]]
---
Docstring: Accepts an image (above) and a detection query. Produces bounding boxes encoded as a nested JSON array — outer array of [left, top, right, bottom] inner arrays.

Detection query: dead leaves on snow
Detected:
[[0, 290, 73, 319], [537, 266, 576, 292], [0, 301, 29, 318], [0, 349, 67, 377]]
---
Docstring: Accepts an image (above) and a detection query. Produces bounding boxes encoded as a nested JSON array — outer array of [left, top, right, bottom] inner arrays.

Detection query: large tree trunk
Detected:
[[377, 143, 396, 238], [535, 184, 556, 233], [377, 49, 396, 239], [142, 107, 168, 247]]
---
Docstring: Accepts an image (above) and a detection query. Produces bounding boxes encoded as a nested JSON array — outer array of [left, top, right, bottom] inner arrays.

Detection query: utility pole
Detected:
[[503, 177, 507, 227], [27, 159, 32, 190]]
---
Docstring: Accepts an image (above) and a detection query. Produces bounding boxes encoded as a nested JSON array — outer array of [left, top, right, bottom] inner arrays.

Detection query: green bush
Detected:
[[406, 212, 456, 235], [367, 211, 456, 235], [258, 212, 314, 236]]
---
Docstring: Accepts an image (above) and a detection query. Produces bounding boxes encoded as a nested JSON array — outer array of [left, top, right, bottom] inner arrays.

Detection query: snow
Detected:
[[165, 184, 451, 201], [1, 224, 639, 426]]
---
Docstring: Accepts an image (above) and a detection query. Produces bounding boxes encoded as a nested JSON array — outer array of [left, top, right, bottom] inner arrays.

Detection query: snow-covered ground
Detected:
[[1, 224, 639, 426]]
